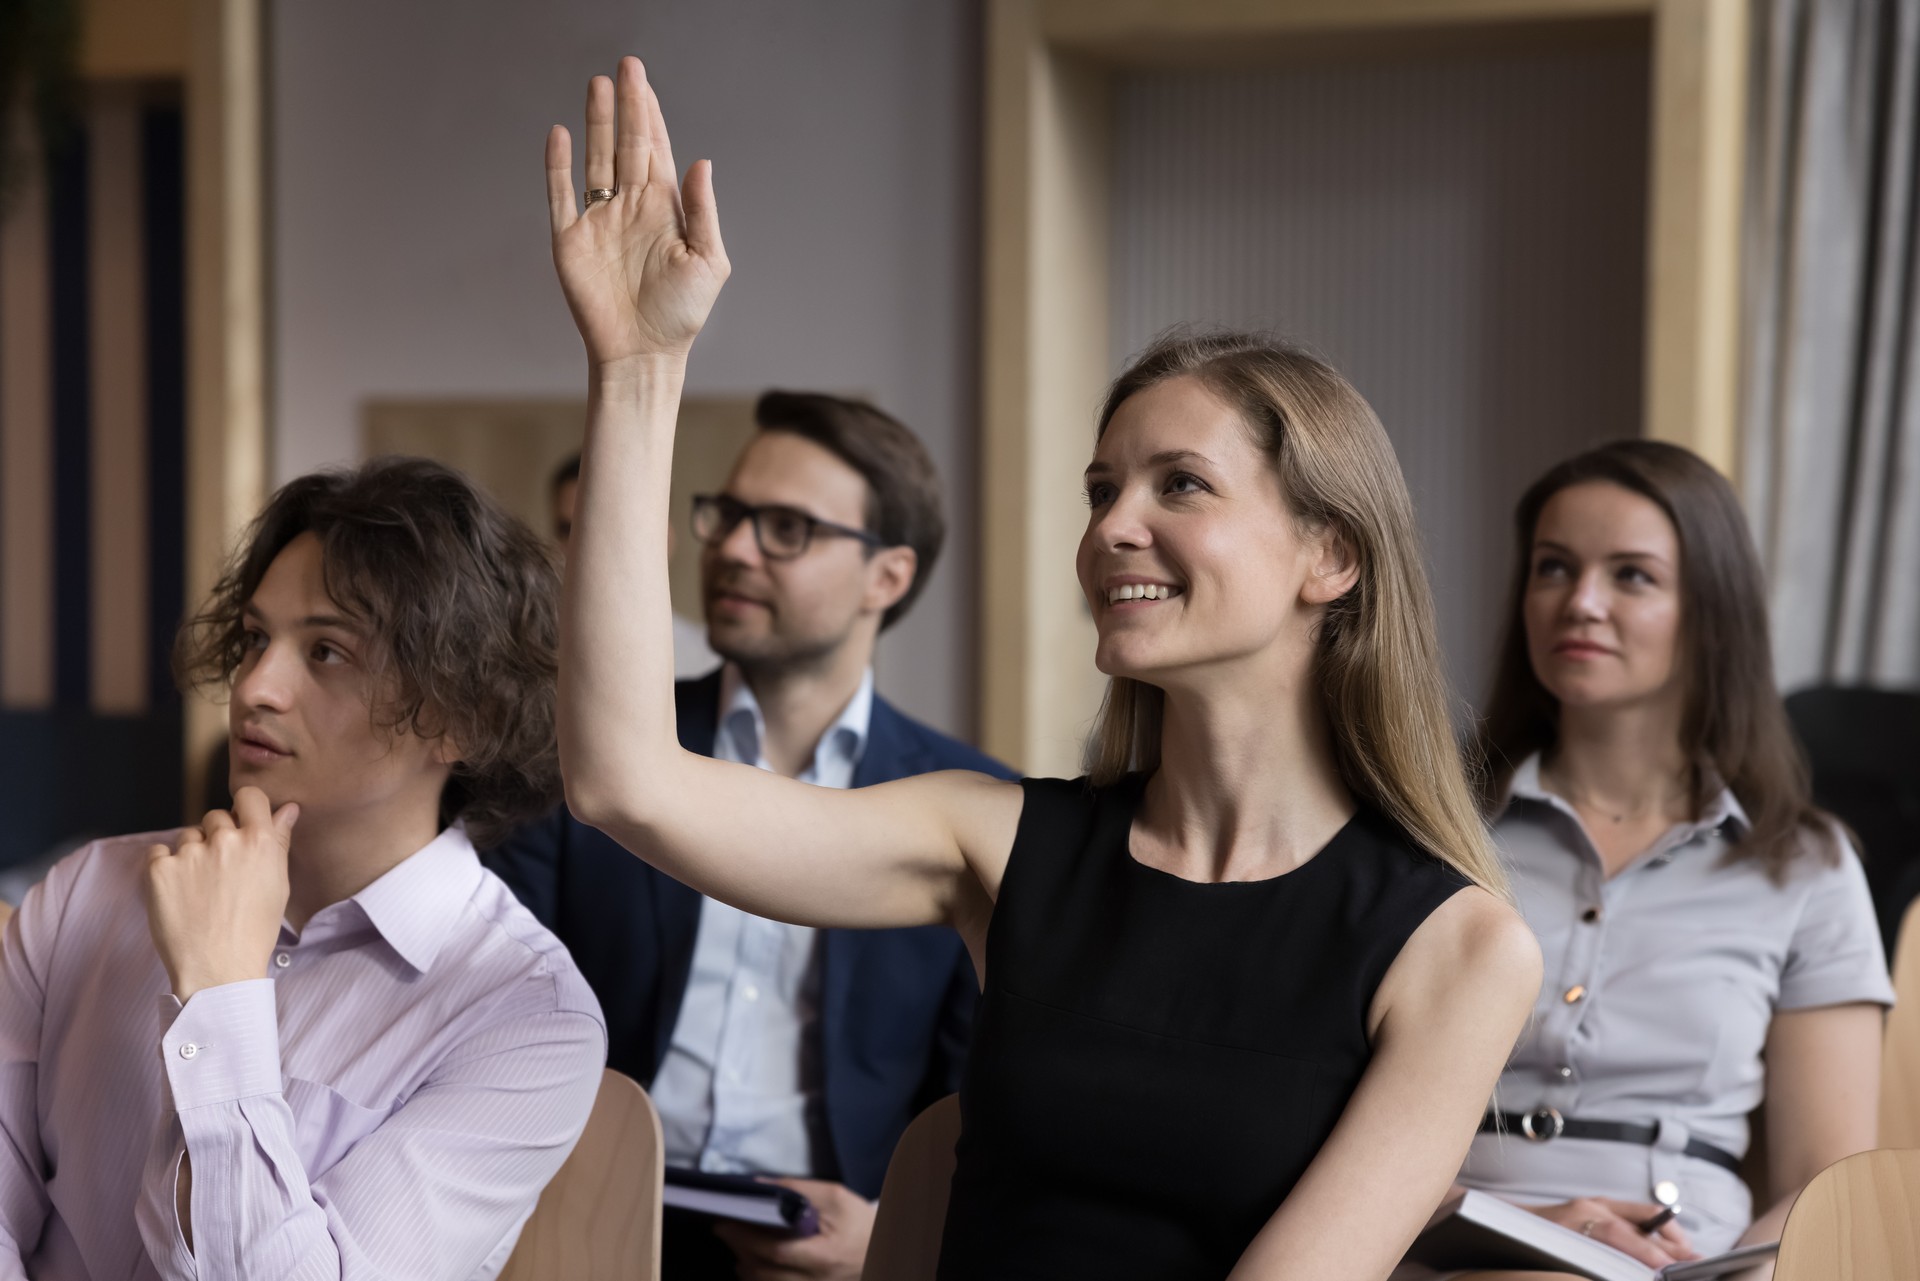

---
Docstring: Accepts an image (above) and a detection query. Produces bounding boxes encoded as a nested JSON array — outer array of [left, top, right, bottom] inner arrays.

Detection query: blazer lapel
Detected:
[[645, 673, 726, 1074], [824, 695, 931, 1074]]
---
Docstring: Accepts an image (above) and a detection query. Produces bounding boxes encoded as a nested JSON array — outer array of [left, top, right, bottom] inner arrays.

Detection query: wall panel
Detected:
[[1110, 40, 1650, 705]]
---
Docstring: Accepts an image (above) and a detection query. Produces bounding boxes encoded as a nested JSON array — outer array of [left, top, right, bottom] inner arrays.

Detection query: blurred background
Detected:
[[1, 0, 1915, 934]]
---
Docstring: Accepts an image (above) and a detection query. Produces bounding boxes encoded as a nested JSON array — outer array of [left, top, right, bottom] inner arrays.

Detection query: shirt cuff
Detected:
[[160, 979, 284, 1112]]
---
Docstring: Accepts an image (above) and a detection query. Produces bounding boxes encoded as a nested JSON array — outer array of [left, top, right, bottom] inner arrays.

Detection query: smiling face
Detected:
[[1522, 480, 1686, 713], [699, 430, 914, 674], [228, 531, 453, 830], [1075, 376, 1351, 687]]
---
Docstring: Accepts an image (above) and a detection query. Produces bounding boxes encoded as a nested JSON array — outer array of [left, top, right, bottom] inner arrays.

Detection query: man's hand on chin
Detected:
[[144, 786, 299, 1002], [712, 1178, 876, 1281]]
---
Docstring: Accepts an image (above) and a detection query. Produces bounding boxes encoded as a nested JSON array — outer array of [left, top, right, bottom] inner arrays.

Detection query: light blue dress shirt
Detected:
[[651, 665, 875, 1177]]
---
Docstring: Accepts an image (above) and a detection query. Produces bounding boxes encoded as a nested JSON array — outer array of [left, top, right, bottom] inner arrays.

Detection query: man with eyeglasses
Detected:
[[488, 391, 1013, 1281]]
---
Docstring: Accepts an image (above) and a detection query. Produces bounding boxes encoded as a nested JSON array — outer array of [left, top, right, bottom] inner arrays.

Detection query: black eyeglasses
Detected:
[[690, 493, 884, 561]]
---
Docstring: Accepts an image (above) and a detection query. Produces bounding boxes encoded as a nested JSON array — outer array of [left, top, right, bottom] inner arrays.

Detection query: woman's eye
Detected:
[[312, 642, 347, 664], [1618, 565, 1655, 587], [1084, 483, 1115, 507], [1164, 472, 1206, 495], [1532, 557, 1570, 579]]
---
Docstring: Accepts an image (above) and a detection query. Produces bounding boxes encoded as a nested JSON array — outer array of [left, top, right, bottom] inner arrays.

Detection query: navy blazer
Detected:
[[484, 670, 1014, 1199]]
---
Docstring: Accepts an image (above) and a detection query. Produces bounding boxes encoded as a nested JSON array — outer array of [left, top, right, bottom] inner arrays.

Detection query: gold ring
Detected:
[[1581, 1219, 1600, 1237], [585, 187, 617, 207]]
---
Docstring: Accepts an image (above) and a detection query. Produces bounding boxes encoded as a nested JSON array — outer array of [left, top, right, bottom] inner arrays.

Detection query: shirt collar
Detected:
[[1500, 751, 1751, 837], [347, 824, 484, 974], [717, 663, 874, 774]]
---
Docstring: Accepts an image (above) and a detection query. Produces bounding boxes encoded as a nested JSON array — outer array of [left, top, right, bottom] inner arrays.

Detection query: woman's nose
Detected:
[[1091, 490, 1152, 551], [1565, 569, 1609, 619]]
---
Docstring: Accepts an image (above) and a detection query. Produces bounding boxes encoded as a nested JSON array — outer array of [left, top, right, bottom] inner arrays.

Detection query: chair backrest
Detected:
[[1785, 686, 1920, 956], [497, 1067, 663, 1281], [1774, 1148, 1920, 1280], [862, 1094, 961, 1281], [1882, 898, 1920, 1149]]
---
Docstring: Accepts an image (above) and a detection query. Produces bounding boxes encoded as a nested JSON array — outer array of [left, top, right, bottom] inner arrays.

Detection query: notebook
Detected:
[[1408, 1189, 1778, 1280], [661, 1168, 821, 1236]]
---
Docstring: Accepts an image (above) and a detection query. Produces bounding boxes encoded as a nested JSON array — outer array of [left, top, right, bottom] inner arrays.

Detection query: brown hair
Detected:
[[1474, 439, 1842, 879], [1085, 331, 1509, 900], [175, 457, 561, 848], [754, 390, 944, 630]]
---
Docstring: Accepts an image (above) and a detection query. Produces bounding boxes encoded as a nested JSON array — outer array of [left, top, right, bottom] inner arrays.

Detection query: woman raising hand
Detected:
[[548, 56, 1542, 1280]]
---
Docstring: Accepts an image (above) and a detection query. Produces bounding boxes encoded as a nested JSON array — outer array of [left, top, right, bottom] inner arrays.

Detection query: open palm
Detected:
[[546, 57, 729, 368]]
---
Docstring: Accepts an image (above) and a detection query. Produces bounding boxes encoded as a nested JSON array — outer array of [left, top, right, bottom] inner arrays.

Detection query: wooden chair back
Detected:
[[1774, 1148, 1920, 1280], [862, 1094, 961, 1281], [498, 1067, 663, 1281], [1881, 897, 1920, 1148]]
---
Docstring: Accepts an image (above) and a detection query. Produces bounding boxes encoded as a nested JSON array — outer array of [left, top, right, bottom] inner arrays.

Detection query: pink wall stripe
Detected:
[[2, 138, 55, 710], [88, 92, 151, 715]]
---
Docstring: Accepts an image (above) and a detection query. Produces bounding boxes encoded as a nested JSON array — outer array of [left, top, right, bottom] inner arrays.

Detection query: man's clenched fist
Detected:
[[145, 786, 300, 1002]]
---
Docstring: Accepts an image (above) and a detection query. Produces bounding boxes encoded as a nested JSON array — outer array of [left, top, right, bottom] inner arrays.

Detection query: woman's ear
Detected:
[[1301, 523, 1361, 606]]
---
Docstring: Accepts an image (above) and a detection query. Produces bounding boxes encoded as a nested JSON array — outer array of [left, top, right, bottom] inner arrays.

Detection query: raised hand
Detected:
[[546, 56, 729, 371], [144, 786, 299, 1003]]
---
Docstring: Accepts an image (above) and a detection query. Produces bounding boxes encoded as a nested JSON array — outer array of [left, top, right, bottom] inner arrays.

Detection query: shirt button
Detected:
[[1556, 1064, 1574, 1079], [178, 1043, 198, 1060], [1564, 985, 1587, 1004], [274, 953, 291, 969], [1581, 906, 1602, 923], [741, 984, 760, 1002]]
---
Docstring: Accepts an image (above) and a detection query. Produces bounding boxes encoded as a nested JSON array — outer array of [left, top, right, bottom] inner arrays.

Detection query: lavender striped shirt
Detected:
[[0, 825, 606, 1279]]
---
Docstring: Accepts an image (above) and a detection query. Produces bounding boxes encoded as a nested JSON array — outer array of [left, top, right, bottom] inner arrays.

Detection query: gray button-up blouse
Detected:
[[1458, 754, 1895, 1254]]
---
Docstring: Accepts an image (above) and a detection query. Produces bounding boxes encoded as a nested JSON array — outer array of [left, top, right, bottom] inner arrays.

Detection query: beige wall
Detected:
[[272, 0, 985, 741]]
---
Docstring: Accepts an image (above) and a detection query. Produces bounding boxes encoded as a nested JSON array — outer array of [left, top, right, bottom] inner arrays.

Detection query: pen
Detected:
[[1637, 1203, 1680, 1234]]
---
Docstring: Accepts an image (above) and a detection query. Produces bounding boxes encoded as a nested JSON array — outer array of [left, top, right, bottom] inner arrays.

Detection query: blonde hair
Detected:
[[1085, 332, 1509, 900]]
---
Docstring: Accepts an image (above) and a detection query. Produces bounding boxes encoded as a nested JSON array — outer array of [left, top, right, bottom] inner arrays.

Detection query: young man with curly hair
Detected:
[[0, 459, 605, 1280]]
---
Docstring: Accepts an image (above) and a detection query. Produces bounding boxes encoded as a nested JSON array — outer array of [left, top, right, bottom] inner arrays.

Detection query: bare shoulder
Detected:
[[918, 768, 1027, 893], [1376, 886, 1543, 1035]]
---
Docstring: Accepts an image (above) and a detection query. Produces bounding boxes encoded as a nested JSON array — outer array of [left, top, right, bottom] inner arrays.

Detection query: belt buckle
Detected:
[[1521, 1107, 1565, 1142]]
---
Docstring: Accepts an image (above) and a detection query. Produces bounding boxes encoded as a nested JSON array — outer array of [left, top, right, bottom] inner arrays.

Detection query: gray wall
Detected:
[[272, 0, 982, 738], [1112, 41, 1650, 712]]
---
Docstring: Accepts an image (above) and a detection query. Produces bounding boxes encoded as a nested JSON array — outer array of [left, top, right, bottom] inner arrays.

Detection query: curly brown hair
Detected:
[[175, 457, 560, 847]]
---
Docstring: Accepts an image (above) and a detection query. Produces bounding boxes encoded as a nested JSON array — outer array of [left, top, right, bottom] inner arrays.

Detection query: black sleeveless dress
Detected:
[[937, 774, 1472, 1279]]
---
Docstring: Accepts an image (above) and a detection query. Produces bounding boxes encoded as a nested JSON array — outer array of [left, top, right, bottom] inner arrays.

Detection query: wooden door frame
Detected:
[[78, 0, 267, 811], [980, 0, 1747, 772]]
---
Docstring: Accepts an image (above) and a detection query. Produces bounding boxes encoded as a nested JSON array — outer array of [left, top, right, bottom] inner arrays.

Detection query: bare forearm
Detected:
[[559, 357, 691, 822], [1739, 1193, 1792, 1246]]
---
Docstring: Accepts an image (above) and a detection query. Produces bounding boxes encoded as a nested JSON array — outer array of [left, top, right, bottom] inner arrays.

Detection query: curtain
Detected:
[[1741, 0, 1920, 688]]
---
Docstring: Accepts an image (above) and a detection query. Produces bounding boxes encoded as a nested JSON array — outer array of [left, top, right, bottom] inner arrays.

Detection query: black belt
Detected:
[[1481, 1110, 1742, 1176]]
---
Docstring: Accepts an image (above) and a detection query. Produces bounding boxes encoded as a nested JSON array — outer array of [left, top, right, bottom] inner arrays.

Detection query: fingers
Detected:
[[273, 802, 301, 838], [232, 786, 273, 830], [201, 808, 238, 837], [545, 125, 577, 234], [1597, 1218, 1678, 1269], [584, 73, 616, 197], [638, 64, 681, 214], [614, 56, 653, 195], [683, 159, 726, 265]]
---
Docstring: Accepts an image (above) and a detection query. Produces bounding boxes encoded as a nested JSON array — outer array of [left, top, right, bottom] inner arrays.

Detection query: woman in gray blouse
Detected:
[[1446, 440, 1893, 1280]]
